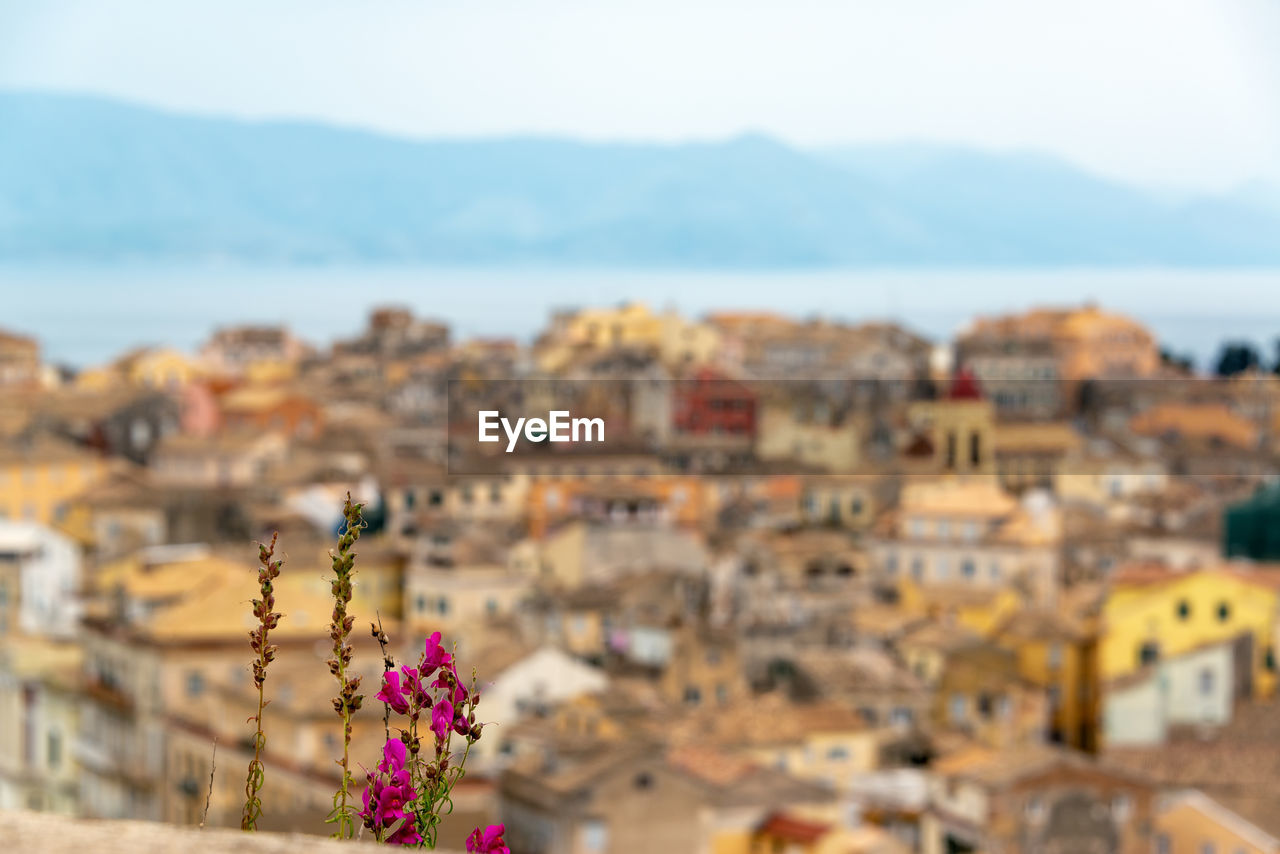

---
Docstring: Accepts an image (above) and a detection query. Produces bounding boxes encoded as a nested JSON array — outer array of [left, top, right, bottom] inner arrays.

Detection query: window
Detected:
[[186, 671, 205, 698], [890, 707, 913, 727], [437, 597, 449, 615], [1176, 599, 1191, 621], [911, 556, 924, 580], [415, 594, 427, 614], [990, 560, 1001, 579], [1138, 642, 1160, 667], [485, 598, 498, 616], [47, 730, 62, 770], [582, 820, 609, 853], [937, 520, 950, 538], [885, 553, 899, 575], [948, 693, 966, 724], [961, 559, 976, 579], [633, 772, 653, 790], [826, 746, 850, 762], [683, 686, 701, 706], [715, 683, 729, 705], [1218, 602, 1231, 623], [1201, 843, 1216, 854], [1199, 667, 1215, 697], [1047, 644, 1063, 669]]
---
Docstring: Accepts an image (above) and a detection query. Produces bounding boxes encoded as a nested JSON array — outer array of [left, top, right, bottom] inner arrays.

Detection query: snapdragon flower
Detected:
[[466, 824, 509, 854]]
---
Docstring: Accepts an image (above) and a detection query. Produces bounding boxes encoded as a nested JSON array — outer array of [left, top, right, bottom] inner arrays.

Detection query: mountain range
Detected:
[[2, 91, 1278, 267]]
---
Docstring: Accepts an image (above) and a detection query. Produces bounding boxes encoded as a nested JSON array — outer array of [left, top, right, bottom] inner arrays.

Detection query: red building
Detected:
[[672, 369, 757, 438]]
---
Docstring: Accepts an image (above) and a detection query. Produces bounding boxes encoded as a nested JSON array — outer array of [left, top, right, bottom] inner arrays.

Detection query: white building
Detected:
[[1103, 639, 1239, 747], [0, 521, 82, 638], [468, 646, 608, 769]]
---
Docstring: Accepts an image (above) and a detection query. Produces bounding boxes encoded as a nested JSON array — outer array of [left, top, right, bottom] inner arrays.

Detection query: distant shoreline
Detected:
[[4, 266, 1278, 372]]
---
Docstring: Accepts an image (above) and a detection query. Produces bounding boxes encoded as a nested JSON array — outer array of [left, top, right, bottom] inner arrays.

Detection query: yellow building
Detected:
[[906, 386, 994, 476], [993, 608, 1098, 751], [1055, 305, 1160, 381], [1130, 402, 1259, 450], [0, 636, 81, 814], [95, 542, 400, 627], [1100, 564, 1278, 693], [76, 347, 202, 391], [242, 358, 299, 385], [0, 437, 109, 526], [962, 304, 1158, 384], [993, 421, 1082, 493], [535, 302, 720, 372], [897, 578, 1021, 638], [1099, 563, 1280, 748], [756, 401, 861, 473], [118, 347, 202, 389]]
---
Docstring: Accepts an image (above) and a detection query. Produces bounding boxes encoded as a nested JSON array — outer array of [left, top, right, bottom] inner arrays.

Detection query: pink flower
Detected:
[[376, 671, 411, 715], [400, 665, 427, 708], [430, 697, 454, 741], [361, 737, 423, 846], [379, 737, 408, 774], [434, 660, 468, 705], [422, 631, 452, 676], [467, 824, 509, 854]]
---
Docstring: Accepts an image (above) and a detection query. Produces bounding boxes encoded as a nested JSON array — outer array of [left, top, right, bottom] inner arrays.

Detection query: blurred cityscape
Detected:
[[2, 299, 1280, 853]]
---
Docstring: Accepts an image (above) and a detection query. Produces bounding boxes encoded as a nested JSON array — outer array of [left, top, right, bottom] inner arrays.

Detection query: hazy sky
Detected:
[[2, 0, 1278, 192]]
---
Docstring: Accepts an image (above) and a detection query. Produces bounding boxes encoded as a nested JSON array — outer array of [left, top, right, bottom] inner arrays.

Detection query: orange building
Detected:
[[218, 386, 322, 438], [526, 475, 711, 538]]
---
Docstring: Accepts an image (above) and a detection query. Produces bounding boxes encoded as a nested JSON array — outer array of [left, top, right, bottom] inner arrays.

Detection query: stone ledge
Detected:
[[0, 810, 457, 852]]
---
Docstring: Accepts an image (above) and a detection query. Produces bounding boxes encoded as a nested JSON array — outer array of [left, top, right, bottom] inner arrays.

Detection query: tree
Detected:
[[1159, 347, 1194, 375], [1213, 341, 1261, 377]]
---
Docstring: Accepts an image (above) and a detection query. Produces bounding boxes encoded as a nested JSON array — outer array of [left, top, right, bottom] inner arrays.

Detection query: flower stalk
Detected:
[[241, 532, 284, 831], [325, 495, 365, 839], [372, 614, 394, 743], [364, 632, 485, 847]]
